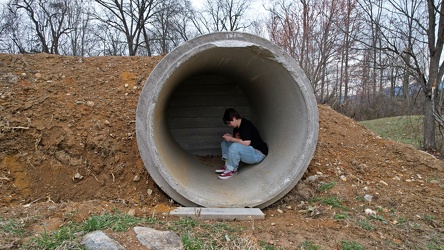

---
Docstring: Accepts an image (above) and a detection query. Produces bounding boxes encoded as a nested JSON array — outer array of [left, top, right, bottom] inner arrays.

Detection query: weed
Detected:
[[169, 217, 199, 231], [370, 214, 387, 223], [299, 240, 321, 250], [311, 196, 347, 210], [355, 196, 365, 202], [0, 217, 25, 236], [82, 212, 158, 232], [423, 214, 435, 222], [397, 217, 407, 224], [322, 196, 345, 209], [427, 177, 439, 183], [26, 222, 82, 250], [334, 213, 348, 220], [357, 219, 374, 230], [426, 237, 444, 250], [341, 240, 364, 250], [259, 240, 284, 249], [0, 217, 27, 248], [182, 232, 204, 249], [319, 182, 336, 192]]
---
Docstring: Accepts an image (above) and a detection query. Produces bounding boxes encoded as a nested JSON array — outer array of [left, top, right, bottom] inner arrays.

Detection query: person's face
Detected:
[[226, 117, 240, 127]]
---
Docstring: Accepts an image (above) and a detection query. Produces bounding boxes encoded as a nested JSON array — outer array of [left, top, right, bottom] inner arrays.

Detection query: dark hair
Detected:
[[223, 108, 241, 124]]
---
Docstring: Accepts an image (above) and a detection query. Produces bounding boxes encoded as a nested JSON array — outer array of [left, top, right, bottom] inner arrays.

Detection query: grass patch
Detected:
[[22, 211, 255, 250], [259, 240, 284, 249], [357, 219, 374, 230], [82, 211, 159, 232], [173, 218, 248, 249], [299, 240, 321, 249], [359, 115, 423, 148], [334, 213, 348, 220], [319, 182, 337, 192], [426, 237, 444, 250], [0, 217, 27, 248], [397, 217, 407, 224], [27, 221, 82, 250], [355, 196, 365, 202], [310, 196, 347, 210], [341, 240, 364, 250], [0, 217, 25, 236], [423, 214, 435, 222]]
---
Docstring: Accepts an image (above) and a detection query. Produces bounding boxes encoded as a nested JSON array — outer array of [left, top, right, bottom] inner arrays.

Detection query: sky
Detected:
[[190, 0, 268, 17]]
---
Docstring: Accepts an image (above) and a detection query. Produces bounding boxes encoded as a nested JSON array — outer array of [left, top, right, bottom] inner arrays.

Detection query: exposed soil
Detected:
[[1, 53, 443, 249]]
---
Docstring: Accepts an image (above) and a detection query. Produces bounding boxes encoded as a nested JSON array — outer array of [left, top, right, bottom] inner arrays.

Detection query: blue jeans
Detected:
[[221, 141, 266, 171]]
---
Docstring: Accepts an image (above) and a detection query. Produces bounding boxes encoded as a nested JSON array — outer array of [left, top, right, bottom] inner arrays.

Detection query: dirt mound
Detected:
[[1, 53, 443, 249]]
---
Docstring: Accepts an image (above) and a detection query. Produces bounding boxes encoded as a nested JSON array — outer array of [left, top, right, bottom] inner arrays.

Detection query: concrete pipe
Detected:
[[136, 32, 318, 208]]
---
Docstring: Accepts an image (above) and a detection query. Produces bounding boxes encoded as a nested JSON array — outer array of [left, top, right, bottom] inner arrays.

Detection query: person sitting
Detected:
[[216, 108, 268, 180]]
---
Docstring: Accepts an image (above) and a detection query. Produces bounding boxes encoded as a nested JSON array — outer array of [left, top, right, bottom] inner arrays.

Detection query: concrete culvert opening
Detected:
[[136, 32, 319, 208]]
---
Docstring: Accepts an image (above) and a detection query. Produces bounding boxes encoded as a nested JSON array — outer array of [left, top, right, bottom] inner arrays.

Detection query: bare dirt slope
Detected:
[[1, 53, 443, 249]]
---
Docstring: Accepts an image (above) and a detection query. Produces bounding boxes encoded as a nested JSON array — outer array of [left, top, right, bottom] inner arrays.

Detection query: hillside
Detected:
[[0, 53, 443, 249]]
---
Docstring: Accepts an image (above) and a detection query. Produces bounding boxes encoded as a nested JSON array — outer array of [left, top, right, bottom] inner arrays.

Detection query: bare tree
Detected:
[[191, 0, 252, 34], [340, 0, 359, 102], [94, 19, 127, 56], [94, 0, 160, 56], [63, 0, 94, 56], [0, 3, 28, 53], [11, 0, 73, 54], [148, 0, 189, 55], [359, 0, 443, 150], [160, 0, 196, 43], [267, 0, 355, 103]]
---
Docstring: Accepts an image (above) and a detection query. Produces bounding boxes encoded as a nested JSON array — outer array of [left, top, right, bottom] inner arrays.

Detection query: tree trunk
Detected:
[[423, 94, 436, 150]]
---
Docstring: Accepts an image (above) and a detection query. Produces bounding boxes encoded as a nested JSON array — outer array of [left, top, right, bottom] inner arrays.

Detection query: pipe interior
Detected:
[[152, 46, 311, 207]]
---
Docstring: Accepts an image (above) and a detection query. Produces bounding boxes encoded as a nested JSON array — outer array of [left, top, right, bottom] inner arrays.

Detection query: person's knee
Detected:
[[228, 143, 242, 153]]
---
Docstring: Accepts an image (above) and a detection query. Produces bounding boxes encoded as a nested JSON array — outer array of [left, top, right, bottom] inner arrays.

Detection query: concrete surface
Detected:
[[136, 32, 319, 208], [170, 207, 265, 221]]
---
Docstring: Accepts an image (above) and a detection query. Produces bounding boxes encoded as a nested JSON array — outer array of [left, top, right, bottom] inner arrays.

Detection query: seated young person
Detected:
[[216, 108, 268, 180]]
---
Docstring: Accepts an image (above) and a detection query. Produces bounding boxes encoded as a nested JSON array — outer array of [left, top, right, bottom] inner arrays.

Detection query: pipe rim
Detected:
[[136, 32, 319, 208]]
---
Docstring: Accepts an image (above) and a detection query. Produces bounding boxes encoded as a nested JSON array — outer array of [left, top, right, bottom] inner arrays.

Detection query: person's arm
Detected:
[[222, 133, 251, 146]]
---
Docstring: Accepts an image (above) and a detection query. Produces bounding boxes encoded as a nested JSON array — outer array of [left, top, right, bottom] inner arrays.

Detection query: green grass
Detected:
[[359, 115, 423, 148], [0, 217, 25, 236], [310, 195, 347, 210], [0, 217, 27, 248], [299, 241, 321, 250], [82, 211, 159, 232], [27, 221, 82, 250], [341, 240, 365, 250], [357, 219, 374, 230], [319, 182, 337, 192], [426, 237, 444, 250], [22, 211, 255, 250], [334, 213, 348, 220]]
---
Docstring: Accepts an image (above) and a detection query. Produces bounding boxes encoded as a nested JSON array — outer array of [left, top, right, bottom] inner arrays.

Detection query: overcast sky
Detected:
[[191, 0, 268, 16]]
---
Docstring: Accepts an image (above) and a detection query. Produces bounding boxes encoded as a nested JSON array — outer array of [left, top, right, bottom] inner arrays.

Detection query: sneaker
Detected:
[[215, 166, 227, 173], [218, 170, 238, 180]]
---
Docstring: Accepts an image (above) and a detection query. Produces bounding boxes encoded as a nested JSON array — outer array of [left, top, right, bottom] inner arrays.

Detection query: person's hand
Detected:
[[222, 133, 233, 142]]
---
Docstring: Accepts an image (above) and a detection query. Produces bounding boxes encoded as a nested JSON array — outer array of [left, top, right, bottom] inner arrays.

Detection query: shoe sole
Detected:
[[218, 172, 238, 180], [215, 169, 225, 173]]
